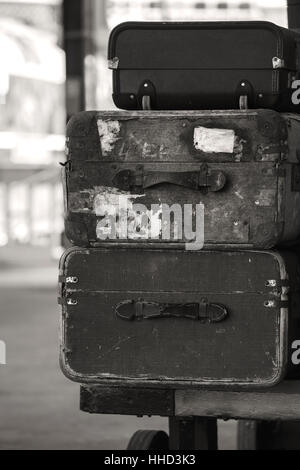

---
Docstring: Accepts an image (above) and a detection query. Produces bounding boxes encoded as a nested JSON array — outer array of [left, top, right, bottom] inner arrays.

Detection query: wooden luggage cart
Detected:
[[63, 0, 300, 451], [80, 382, 300, 450]]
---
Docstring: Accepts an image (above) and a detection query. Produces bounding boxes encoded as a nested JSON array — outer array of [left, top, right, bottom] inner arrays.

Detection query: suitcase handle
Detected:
[[115, 299, 228, 323], [112, 166, 226, 193]]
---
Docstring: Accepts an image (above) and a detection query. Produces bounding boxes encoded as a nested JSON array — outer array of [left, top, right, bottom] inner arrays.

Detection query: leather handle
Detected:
[[112, 166, 226, 193], [115, 300, 229, 323]]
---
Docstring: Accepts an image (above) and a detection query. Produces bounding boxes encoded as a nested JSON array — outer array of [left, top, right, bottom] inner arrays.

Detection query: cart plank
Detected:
[[176, 382, 300, 420]]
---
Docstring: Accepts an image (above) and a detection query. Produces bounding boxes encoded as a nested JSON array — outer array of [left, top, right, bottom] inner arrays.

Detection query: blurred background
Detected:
[[0, 0, 288, 450]]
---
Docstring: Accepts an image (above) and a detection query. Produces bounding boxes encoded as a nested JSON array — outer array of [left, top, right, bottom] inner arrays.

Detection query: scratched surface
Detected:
[[65, 110, 300, 248], [59, 248, 298, 389]]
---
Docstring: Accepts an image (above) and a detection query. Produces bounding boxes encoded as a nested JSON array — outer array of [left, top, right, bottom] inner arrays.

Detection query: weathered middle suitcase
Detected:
[[59, 247, 300, 389], [108, 21, 300, 112], [64, 109, 300, 249]]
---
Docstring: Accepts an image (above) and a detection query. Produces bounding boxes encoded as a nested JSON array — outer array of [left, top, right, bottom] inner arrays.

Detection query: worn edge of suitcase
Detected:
[[108, 20, 290, 62], [58, 247, 289, 390]]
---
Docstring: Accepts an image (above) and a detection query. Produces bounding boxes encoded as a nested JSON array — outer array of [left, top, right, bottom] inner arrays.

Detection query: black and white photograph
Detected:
[[2, 0, 300, 454]]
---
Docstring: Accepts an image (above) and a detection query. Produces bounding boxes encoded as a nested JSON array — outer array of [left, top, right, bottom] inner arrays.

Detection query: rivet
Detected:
[[66, 277, 78, 284], [264, 300, 276, 308], [266, 280, 277, 288]]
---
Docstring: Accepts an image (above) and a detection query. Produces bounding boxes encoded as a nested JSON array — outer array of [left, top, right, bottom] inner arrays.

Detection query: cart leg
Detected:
[[168, 417, 218, 450], [238, 420, 300, 450], [237, 420, 260, 450]]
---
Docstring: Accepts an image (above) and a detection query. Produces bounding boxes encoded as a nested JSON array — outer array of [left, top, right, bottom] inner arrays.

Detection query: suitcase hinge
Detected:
[[108, 57, 119, 70], [264, 278, 289, 309], [58, 294, 78, 307], [58, 275, 79, 305], [272, 57, 285, 69], [265, 279, 289, 289], [256, 144, 287, 162], [66, 276, 79, 284], [264, 299, 289, 309]]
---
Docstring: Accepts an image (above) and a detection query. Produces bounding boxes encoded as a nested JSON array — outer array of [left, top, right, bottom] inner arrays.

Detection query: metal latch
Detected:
[[273, 57, 285, 69], [264, 299, 289, 308], [66, 277, 79, 284], [264, 278, 289, 308], [108, 57, 119, 70], [58, 275, 79, 305], [58, 294, 78, 307]]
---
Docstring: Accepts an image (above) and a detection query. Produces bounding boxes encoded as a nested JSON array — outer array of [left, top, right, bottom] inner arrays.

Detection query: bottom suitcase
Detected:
[[58, 247, 300, 389]]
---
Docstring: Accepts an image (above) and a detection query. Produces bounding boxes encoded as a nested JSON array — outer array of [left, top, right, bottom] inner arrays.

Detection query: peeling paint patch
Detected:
[[97, 120, 120, 156], [194, 127, 235, 153], [233, 137, 247, 161], [93, 186, 142, 217], [93, 186, 162, 240]]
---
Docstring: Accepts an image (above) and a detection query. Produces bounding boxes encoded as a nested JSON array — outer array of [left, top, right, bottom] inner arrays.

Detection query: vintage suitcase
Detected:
[[59, 247, 300, 389], [64, 109, 300, 249], [108, 21, 300, 112]]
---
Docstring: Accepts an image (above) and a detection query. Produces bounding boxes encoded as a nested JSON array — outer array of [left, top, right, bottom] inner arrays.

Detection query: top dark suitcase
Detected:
[[108, 21, 300, 112]]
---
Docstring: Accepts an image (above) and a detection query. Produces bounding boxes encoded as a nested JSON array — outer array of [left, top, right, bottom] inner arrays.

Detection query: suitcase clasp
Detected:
[[272, 57, 285, 69], [108, 57, 119, 70]]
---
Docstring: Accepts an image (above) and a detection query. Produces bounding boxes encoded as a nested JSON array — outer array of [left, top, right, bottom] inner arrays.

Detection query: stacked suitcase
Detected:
[[59, 21, 300, 390]]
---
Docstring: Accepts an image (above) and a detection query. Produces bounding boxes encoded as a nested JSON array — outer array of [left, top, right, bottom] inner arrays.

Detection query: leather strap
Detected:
[[112, 166, 226, 193], [115, 300, 229, 323]]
